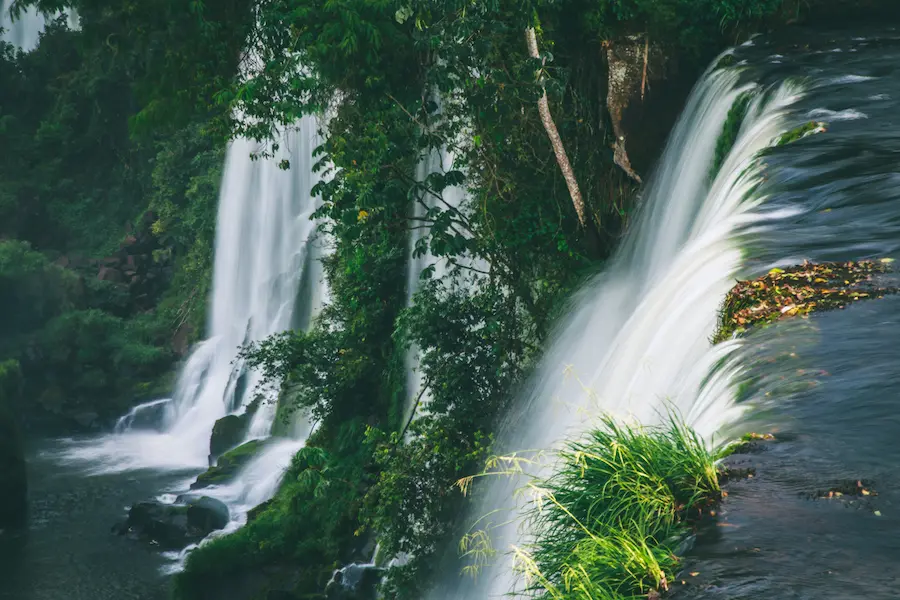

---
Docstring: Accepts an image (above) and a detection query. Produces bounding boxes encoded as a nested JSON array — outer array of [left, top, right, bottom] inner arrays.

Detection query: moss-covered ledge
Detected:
[[713, 260, 898, 343]]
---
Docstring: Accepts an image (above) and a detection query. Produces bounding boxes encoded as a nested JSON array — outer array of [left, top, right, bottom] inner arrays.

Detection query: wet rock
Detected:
[[209, 415, 247, 463], [193, 439, 267, 489], [208, 399, 261, 464], [325, 563, 384, 600], [119, 502, 192, 549], [186, 496, 230, 532], [72, 410, 100, 429], [116, 496, 229, 550]]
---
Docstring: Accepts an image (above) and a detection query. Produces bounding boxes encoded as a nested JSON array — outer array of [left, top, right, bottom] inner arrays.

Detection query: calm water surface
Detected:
[[0, 437, 190, 600]]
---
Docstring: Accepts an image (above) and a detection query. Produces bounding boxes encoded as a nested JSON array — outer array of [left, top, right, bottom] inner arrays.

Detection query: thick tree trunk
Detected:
[[525, 27, 588, 229]]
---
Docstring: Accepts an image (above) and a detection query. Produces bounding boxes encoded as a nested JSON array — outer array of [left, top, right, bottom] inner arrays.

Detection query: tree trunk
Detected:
[[525, 27, 588, 229]]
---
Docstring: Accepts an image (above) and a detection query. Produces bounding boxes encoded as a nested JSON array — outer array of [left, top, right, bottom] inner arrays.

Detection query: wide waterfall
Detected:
[[427, 57, 801, 598], [58, 115, 328, 545]]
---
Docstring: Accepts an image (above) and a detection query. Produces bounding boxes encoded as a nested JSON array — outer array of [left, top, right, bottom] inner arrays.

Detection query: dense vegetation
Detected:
[[0, 0, 252, 428], [1, 0, 861, 598]]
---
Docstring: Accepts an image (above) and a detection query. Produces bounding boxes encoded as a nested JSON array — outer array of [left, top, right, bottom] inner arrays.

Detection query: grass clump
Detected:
[[711, 91, 754, 182], [507, 416, 721, 599], [713, 260, 898, 343], [775, 120, 826, 146]]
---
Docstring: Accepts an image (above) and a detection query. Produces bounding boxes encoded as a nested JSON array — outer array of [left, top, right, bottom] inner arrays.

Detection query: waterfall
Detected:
[[404, 145, 468, 425], [58, 116, 328, 542], [161, 118, 327, 462], [427, 61, 802, 599], [0, 0, 78, 51]]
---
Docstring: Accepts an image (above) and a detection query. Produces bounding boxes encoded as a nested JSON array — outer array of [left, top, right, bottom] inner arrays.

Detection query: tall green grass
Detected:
[[512, 416, 721, 599]]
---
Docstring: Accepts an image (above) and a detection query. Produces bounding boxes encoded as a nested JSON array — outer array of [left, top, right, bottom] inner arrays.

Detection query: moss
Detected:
[[191, 439, 267, 489], [713, 260, 898, 343], [776, 120, 826, 146], [711, 91, 754, 182]]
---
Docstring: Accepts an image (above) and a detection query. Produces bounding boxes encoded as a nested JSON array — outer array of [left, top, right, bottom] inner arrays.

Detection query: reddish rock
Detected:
[[54, 255, 70, 268]]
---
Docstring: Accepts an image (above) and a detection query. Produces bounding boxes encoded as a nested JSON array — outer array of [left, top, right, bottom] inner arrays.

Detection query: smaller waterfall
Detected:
[[58, 115, 330, 556], [0, 0, 78, 51], [161, 117, 327, 463], [404, 145, 469, 424]]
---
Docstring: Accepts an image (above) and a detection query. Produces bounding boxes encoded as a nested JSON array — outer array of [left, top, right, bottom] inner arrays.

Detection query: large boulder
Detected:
[[192, 439, 267, 490], [0, 360, 26, 529], [114, 496, 229, 550], [185, 496, 230, 532], [208, 398, 261, 464]]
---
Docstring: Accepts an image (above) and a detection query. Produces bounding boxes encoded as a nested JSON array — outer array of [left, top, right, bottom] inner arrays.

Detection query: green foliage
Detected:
[[0, 1, 248, 426], [775, 119, 825, 146], [711, 90, 753, 181], [581, 0, 784, 51], [494, 417, 720, 599], [27, 309, 173, 418], [0, 240, 77, 344]]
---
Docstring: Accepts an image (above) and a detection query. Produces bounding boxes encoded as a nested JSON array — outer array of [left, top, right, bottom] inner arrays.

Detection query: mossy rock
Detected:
[[191, 439, 267, 490], [714, 260, 898, 343], [208, 398, 261, 464]]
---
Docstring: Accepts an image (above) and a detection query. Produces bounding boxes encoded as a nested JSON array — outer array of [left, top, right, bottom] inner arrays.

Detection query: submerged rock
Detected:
[[114, 496, 229, 550], [192, 438, 267, 489]]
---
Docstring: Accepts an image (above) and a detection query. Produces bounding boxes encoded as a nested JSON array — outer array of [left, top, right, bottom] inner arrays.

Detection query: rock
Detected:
[[192, 439, 267, 489], [53, 255, 70, 268], [209, 415, 248, 464], [122, 501, 192, 549], [186, 496, 230, 532], [325, 563, 384, 600], [72, 411, 99, 429], [117, 496, 229, 550], [0, 362, 26, 529], [208, 399, 261, 464]]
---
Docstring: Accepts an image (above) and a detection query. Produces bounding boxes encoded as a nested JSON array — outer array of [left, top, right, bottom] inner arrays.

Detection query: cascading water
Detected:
[[58, 115, 329, 553], [161, 118, 327, 461], [427, 57, 802, 599], [404, 145, 469, 425]]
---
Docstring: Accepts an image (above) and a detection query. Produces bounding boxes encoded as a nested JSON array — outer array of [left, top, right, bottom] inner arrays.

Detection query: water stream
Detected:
[[5, 14, 900, 600], [54, 116, 329, 565]]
